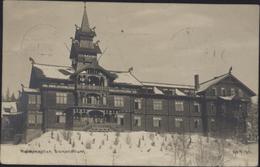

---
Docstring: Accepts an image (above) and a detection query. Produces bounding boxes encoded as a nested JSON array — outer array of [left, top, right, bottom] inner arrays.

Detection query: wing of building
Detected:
[[11, 4, 256, 143]]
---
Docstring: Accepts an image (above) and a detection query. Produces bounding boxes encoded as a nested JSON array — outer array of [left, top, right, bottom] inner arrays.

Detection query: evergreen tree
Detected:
[[5, 88, 10, 102], [10, 93, 16, 101]]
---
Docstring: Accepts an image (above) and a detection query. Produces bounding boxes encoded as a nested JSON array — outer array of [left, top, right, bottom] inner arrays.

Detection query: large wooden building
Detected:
[[17, 5, 256, 142]]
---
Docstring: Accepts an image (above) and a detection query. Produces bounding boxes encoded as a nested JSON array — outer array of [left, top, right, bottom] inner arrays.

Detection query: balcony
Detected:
[[77, 84, 108, 91]]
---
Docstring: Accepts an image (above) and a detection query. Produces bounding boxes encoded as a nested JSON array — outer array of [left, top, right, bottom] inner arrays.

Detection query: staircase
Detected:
[[83, 123, 121, 132]]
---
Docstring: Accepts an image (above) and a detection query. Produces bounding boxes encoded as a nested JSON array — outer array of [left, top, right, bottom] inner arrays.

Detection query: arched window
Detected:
[[87, 76, 100, 86]]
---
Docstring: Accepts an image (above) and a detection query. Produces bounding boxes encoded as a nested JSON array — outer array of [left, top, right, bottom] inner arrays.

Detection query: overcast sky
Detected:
[[2, 1, 259, 101]]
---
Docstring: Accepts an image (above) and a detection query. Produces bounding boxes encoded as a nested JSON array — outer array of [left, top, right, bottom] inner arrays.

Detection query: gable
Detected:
[[197, 73, 256, 97]]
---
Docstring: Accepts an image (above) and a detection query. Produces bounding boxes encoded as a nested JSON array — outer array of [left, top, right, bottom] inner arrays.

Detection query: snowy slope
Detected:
[[1, 131, 258, 166]]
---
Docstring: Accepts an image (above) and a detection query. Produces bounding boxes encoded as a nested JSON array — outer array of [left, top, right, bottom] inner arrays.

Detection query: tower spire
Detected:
[[81, 2, 90, 32]]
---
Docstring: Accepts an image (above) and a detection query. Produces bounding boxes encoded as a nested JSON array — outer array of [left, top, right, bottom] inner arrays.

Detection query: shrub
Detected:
[[149, 133, 155, 141], [56, 133, 60, 142], [114, 137, 119, 146], [115, 132, 120, 137], [85, 142, 91, 149], [78, 133, 81, 141], [137, 139, 141, 148], [51, 131, 54, 139], [126, 134, 131, 145]]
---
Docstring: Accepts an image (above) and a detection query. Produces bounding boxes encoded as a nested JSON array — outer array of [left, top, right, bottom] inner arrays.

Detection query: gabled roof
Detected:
[[197, 73, 228, 93], [32, 63, 74, 80], [197, 72, 256, 96]]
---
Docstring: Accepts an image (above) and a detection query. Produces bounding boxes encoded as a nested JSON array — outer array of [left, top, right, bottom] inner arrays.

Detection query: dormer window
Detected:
[[211, 87, 217, 96], [221, 88, 226, 96], [231, 88, 236, 96]]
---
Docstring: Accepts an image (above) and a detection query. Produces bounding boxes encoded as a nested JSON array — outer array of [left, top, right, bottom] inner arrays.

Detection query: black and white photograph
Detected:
[[1, 1, 259, 166]]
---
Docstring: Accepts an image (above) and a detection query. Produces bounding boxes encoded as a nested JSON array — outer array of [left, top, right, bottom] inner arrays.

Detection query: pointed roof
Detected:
[[197, 72, 256, 96], [81, 3, 91, 32]]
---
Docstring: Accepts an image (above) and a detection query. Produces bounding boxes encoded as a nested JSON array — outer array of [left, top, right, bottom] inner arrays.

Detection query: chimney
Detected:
[[194, 74, 199, 91]]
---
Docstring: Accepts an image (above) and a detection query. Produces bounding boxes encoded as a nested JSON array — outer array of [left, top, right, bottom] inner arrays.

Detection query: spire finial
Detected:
[[84, 1, 86, 9], [229, 66, 232, 74], [81, 1, 90, 32]]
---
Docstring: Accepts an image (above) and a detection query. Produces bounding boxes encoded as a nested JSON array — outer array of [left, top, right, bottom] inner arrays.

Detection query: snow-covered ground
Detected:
[[0, 131, 258, 166]]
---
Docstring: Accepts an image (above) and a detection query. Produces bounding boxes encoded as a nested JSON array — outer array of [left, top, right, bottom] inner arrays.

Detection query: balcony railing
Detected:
[[77, 84, 108, 91]]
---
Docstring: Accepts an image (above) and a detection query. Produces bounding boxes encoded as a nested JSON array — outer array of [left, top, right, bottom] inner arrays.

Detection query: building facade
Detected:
[[17, 5, 256, 142]]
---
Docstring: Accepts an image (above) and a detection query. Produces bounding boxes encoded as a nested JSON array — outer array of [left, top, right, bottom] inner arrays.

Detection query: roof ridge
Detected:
[[34, 63, 71, 68], [109, 70, 129, 73], [141, 81, 194, 87], [129, 72, 144, 86], [200, 73, 229, 85]]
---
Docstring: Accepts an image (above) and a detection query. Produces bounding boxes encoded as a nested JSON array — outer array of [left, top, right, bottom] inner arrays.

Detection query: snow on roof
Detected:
[[110, 71, 143, 86], [23, 87, 40, 93], [33, 63, 74, 80], [153, 87, 164, 95], [197, 73, 229, 93], [176, 89, 187, 96], [142, 82, 194, 89], [219, 95, 235, 101], [1, 102, 20, 117]]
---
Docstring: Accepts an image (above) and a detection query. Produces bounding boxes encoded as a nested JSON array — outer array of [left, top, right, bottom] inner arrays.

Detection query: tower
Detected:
[[70, 3, 102, 70]]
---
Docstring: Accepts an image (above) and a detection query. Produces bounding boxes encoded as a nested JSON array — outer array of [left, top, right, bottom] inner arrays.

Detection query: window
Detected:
[[56, 112, 66, 123], [194, 102, 200, 113], [28, 114, 36, 124], [153, 117, 161, 127], [175, 101, 184, 112], [194, 119, 200, 129], [238, 89, 244, 97], [80, 40, 94, 49], [221, 88, 226, 96], [103, 96, 107, 105], [211, 87, 217, 96], [175, 118, 183, 128], [36, 115, 42, 124], [134, 98, 142, 110], [231, 88, 236, 96], [210, 103, 215, 113], [28, 95, 41, 104], [221, 104, 226, 113], [114, 96, 124, 107], [117, 115, 124, 125], [134, 116, 141, 127], [153, 100, 162, 110], [210, 118, 215, 130], [4, 108, 11, 113], [56, 92, 67, 104]]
